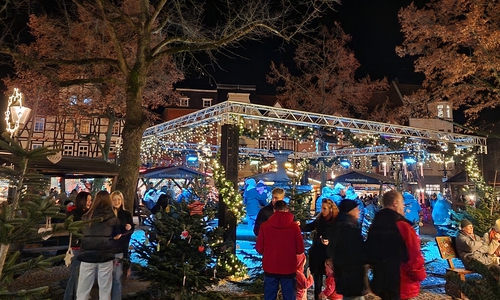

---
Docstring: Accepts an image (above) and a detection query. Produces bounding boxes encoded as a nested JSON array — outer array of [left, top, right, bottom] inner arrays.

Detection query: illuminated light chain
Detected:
[[140, 123, 219, 164], [210, 159, 246, 223], [215, 254, 247, 278], [239, 119, 314, 141], [464, 153, 495, 206]]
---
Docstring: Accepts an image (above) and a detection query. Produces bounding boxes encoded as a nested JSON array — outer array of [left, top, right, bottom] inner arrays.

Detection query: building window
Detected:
[[63, 145, 73, 156], [179, 98, 189, 107], [32, 143, 42, 150], [112, 122, 120, 135], [425, 184, 441, 195], [202, 98, 212, 107], [34, 117, 45, 132], [78, 146, 88, 157], [80, 120, 91, 134], [259, 139, 295, 151], [65, 120, 74, 133]]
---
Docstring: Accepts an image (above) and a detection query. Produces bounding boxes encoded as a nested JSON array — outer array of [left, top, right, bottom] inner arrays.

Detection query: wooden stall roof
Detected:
[[0, 152, 119, 178]]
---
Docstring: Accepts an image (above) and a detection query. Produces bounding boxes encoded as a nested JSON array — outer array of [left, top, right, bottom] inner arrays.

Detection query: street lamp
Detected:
[[5, 88, 31, 138]]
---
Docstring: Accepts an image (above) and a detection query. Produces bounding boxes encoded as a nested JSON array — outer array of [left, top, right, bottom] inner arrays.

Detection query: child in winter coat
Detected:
[[318, 259, 343, 300], [296, 253, 314, 300]]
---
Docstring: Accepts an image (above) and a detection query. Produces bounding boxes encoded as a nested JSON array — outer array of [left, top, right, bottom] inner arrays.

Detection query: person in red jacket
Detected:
[[365, 190, 426, 300], [295, 253, 313, 300], [256, 201, 305, 300], [318, 259, 342, 300]]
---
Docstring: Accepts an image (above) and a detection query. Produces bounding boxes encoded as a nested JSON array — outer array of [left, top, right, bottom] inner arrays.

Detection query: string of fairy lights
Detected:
[[140, 118, 489, 203], [140, 118, 479, 176]]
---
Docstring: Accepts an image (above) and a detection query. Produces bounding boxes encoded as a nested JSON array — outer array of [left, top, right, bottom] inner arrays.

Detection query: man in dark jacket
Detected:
[[253, 187, 285, 236], [256, 201, 304, 300], [327, 199, 367, 299], [364, 190, 426, 300]]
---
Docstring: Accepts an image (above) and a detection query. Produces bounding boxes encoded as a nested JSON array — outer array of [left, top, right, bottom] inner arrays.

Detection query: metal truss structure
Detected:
[[143, 101, 487, 157], [159, 142, 408, 158]]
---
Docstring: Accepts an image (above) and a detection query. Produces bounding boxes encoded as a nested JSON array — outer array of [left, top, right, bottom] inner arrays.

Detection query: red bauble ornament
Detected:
[[180, 230, 189, 239], [198, 245, 205, 252]]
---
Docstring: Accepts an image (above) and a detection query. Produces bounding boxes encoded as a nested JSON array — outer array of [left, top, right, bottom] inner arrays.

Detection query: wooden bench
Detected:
[[435, 236, 475, 299]]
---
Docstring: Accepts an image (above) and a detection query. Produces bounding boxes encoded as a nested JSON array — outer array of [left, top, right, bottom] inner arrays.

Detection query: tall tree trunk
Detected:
[[115, 72, 148, 215]]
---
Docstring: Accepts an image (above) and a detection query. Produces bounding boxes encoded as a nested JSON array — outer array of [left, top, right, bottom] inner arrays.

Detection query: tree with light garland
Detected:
[[133, 182, 246, 299], [459, 153, 500, 236]]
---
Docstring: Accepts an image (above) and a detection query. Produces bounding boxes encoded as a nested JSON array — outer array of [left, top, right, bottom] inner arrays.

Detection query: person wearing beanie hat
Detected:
[[456, 218, 496, 269], [461, 218, 472, 229], [325, 199, 365, 298], [338, 199, 359, 214], [344, 187, 366, 225], [482, 219, 500, 264]]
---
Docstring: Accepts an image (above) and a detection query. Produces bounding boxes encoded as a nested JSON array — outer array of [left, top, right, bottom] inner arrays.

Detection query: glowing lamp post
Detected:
[[5, 88, 31, 138]]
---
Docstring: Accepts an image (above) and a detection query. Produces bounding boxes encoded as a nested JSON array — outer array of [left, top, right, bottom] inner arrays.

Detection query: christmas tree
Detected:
[[447, 258, 500, 300], [0, 133, 79, 298], [133, 199, 246, 299]]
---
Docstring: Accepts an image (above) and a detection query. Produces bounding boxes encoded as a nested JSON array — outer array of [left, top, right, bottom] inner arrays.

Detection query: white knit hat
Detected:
[[494, 219, 500, 232]]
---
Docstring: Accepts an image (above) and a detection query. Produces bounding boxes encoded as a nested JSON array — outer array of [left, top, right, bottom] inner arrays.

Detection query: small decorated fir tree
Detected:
[[134, 200, 246, 299]]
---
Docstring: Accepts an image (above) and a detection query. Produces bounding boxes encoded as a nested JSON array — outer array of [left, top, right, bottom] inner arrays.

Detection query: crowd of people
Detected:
[[254, 186, 427, 300], [63, 190, 134, 300], [54, 176, 485, 300]]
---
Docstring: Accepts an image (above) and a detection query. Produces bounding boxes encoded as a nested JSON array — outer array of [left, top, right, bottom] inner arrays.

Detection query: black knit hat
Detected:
[[339, 199, 358, 213], [461, 219, 472, 229]]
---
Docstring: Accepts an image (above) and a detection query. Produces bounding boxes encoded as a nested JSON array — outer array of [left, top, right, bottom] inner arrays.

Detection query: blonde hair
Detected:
[[110, 190, 126, 213], [320, 198, 339, 220], [272, 187, 285, 198]]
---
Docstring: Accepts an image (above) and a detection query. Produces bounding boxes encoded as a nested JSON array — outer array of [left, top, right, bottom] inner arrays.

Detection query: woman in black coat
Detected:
[[301, 198, 338, 300]]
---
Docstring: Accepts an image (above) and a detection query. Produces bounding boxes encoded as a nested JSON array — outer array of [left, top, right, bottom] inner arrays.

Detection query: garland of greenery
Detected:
[[210, 158, 246, 223], [379, 136, 408, 150], [239, 120, 314, 141]]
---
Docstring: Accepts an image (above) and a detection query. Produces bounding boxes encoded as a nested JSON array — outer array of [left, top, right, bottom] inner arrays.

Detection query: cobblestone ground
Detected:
[[8, 224, 458, 299], [9, 266, 455, 299]]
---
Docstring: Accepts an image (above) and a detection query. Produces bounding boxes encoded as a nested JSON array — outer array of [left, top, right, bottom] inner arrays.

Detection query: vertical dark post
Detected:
[[219, 124, 239, 252]]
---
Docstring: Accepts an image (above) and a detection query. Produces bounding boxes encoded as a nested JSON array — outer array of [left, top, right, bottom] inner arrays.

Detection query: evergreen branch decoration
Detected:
[[210, 159, 245, 223], [239, 120, 314, 141], [446, 258, 500, 300], [342, 129, 378, 149], [379, 136, 408, 151]]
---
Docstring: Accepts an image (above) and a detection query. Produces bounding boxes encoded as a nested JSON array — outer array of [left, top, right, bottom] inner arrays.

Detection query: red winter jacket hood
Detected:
[[396, 220, 426, 299], [256, 211, 304, 276]]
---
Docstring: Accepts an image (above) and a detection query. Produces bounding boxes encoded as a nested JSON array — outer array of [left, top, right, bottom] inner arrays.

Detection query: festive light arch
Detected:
[[141, 101, 486, 166]]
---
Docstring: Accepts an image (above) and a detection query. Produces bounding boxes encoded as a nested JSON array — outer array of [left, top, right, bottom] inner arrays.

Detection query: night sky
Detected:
[[191, 0, 425, 94], [0, 1, 425, 101]]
